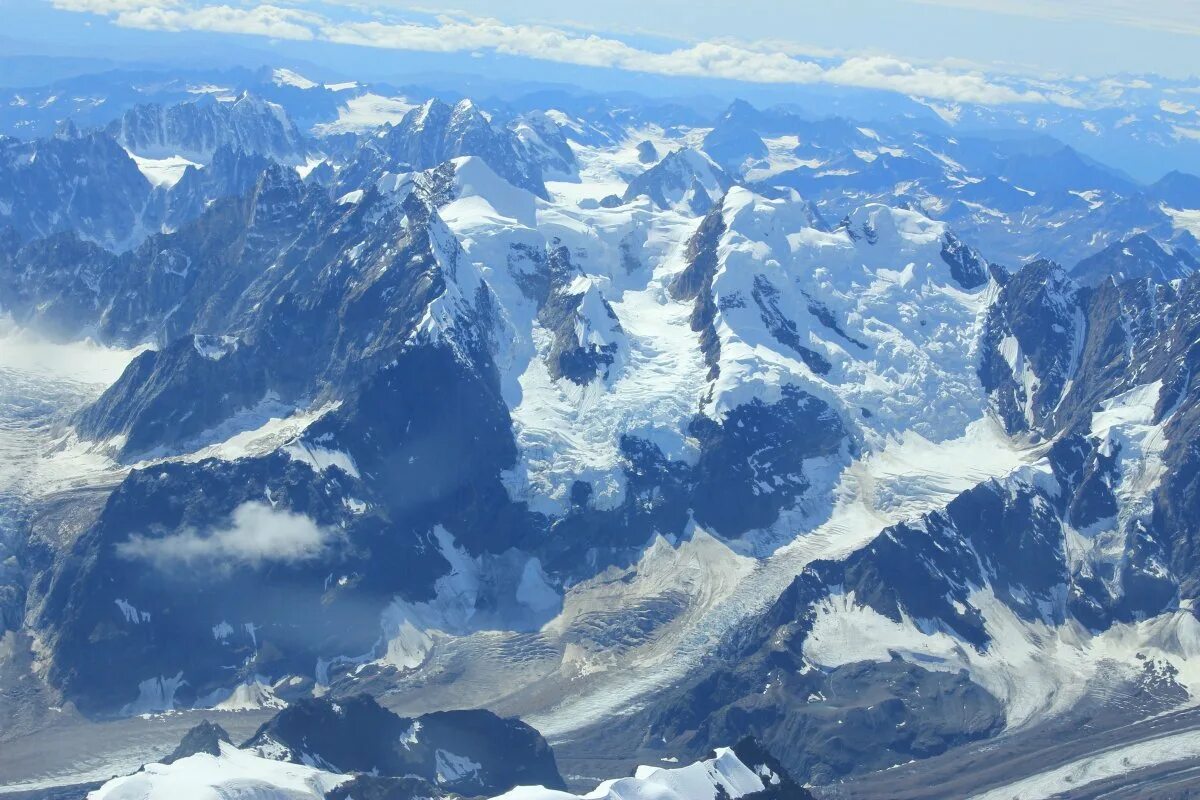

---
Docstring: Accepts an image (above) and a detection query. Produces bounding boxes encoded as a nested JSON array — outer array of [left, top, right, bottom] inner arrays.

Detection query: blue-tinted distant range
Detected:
[[4, 2, 1200, 799]]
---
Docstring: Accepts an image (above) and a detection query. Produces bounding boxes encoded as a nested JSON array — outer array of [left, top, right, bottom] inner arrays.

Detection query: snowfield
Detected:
[[87, 741, 349, 800], [84, 740, 772, 800]]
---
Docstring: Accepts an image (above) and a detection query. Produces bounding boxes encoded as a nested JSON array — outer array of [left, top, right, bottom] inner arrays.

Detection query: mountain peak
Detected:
[[1072, 231, 1198, 286], [623, 147, 732, 213], [408, 97, 452, 130], [163, 720, 232, 764], [722, 98, 758, 123]]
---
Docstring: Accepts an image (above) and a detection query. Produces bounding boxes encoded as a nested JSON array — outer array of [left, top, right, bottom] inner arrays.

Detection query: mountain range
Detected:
[[3, 61, 1200, 800]]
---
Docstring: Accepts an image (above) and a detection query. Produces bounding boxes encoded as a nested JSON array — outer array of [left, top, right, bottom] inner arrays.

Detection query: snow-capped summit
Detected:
[[441, 154, 539, 227], [513, 109, 579, 180], [698, 189, 994, 445], [89, 739, 349, 800], [623, 147, 733, 214], [491, 741, 812, 800], [352, 97, 550, 198], [838, 202, 946, 248], [88, 704, 807, 800], [270, 67, 318, 90]]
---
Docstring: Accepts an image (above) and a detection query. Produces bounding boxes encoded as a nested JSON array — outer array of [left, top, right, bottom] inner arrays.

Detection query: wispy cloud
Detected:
[[905, 0, 1200, 38], [117, 501, 336, 571], [66, 0, 325, 40], [49, 0, 1075, 106]]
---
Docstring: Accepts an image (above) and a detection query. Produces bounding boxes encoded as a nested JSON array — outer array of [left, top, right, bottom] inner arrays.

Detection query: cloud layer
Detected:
[[909, 0, 1200, 38], [50, 0, 1070, 106], [117, 501, 335, 570]]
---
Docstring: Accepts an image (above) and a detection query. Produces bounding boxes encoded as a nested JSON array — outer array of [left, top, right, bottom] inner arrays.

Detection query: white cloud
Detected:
[[1173, 124, 1200, 141], [125, 3, 321, 39], [324, 18, 827, 83], [117, 501, 336, 570], [50, 0, 1071, 105], [53, 0, 181, 11], [825, 56, 1047, 105], [53, 0, 322, 39], [905, 0, 1200, 37]]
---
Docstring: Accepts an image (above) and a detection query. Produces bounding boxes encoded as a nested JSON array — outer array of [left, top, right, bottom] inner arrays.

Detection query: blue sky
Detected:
[[2, 0, 1197, 98], [381, 0, 1200, 77]]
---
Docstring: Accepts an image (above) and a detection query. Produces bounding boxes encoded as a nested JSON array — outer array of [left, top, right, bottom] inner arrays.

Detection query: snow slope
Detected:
[[527, 418, 1034, 738], [86, 741, 774, 800], [493, 747, 771, 800], [87, 741, 348, 800]]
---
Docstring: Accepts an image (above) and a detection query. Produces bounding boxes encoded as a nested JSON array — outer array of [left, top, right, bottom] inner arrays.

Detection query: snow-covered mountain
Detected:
[[110, 92, 312, 166], [340, 98, 552, 199], [7, 64, 1200, 800], [0, 123, 154, 250], [1071, 232, 1198, 286], [623, 147, 732, 213], [85, 698, 810, 800]]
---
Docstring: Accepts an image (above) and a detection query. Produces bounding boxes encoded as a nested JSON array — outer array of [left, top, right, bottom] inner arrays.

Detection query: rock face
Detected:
[[163, 720, 232, 764], [161, 145, 275, 230], [88, 702, 811, 800], [623, 148, 733, 213], [0, 146, 1002, 730], [0, 126, 152, 249], [513, 111, 579, 180], [1150, 169, 1200, 207], [636, 140, 659, 164], [345, 98, 550, 198], [109, 92, 311, 165], [623, 434, 1191, 782], [1071, 232, 1197, 287], [0, 108, 308, 254], [703, 114, 769, 176], [244, 695, 566, 796]]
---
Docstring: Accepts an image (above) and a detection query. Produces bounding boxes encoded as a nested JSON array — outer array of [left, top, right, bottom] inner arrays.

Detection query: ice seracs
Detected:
[[703, 190, 995, 447]]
